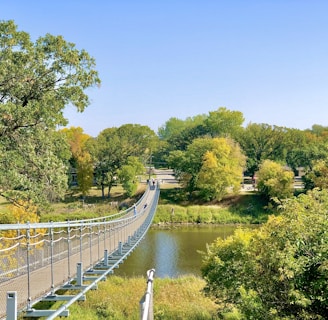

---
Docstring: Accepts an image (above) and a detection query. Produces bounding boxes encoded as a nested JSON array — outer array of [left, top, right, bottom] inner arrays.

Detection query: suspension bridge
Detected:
[[0, 179, 160, 319]]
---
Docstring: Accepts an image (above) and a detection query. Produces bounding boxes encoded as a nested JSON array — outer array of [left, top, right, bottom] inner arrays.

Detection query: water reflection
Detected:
[[154, 231, 178, 277], [115, 225, 239, 278]]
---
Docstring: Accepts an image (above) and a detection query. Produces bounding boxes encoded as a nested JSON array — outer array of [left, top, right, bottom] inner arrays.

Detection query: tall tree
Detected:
[[197, 139, 246, 201], [237, 123, 287, 176], [205, 107, 244, 139], [91, 124, 158, 197], [158, 114, 206, 141], [61, 126, 94, 196], [0, 20, 100, 206], [118, 156, 144, 197], [167, 137, 245, 199]]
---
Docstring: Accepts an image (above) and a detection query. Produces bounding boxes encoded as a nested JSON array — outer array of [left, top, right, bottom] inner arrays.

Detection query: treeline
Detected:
[[155, 107, 328, 206], [2, 20, 328, 213], [62, 107, 328, 210]]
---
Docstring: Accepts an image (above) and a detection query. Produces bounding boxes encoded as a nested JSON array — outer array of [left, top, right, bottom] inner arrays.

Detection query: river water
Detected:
[[114, 225, 239, 278]]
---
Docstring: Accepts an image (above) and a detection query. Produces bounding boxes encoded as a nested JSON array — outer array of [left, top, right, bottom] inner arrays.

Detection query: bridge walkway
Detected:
[[0, 182, 160, 319]]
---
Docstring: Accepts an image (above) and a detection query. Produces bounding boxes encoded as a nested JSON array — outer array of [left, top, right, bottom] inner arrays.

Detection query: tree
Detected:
[[167, 137, 245, 199], [202, 189, 328, 319], [76, 152, 94, 198], [237, 123, 288, 176], [257, 160, 294, 203], [118, 156, 144, 197], [284, 128, 328, 173], [197, 139, 246, 201], [205, 107, 244, 139], [158, 115, 206, 141], [61, 127, 94, 197], [91, 124, 158, 198], [303, 159, 328, 190], [0, 20, 100, 206]]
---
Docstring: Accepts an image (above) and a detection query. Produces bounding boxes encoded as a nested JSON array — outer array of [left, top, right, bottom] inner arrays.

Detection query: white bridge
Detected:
[[0, 182, 160, 319]]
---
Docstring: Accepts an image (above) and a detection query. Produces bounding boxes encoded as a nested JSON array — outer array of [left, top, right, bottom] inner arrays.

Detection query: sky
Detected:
[[2, 1, 328, 137]]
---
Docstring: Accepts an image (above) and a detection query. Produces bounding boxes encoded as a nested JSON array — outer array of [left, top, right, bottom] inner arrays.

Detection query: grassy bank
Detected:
[[154, 190, 270, 225], [28, 275, 218, 320]]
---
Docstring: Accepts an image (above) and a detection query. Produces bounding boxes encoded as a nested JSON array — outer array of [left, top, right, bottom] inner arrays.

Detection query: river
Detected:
[[114, 225, 240, 278]]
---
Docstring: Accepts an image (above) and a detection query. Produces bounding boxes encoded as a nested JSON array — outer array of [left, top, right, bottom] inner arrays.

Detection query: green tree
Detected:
[[167, 137, 245, 199], [205, 107, 244, 139], [118, 156, 144, 197], [303, 159, 328, 190], [284, 128, 328, 174], [76, 152, 94, 198], [91, 124, 158, 198], [237, 123, 288, 176], [0, 20, 100, 206], [202, 189, 328, 319], [197, 139, 246, 201], [158, 115, 206, 141], [257, 160, 294, 203]]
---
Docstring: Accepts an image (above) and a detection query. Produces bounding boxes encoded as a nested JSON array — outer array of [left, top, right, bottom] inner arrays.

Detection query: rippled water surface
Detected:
[[115, 225, 239, 278]]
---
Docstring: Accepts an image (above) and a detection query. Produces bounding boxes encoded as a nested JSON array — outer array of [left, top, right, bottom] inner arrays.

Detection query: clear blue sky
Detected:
[[2, 1, 328, 137]]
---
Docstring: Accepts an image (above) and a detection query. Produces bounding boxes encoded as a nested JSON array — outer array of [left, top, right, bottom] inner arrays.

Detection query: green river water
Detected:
[[115, 225, 241, 278]]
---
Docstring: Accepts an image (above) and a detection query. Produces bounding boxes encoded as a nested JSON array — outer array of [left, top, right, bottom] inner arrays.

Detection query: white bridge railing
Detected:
[[0, 183, 160, 319]]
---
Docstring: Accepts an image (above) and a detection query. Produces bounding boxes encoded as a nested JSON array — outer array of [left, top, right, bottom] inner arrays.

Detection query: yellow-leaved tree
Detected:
[[61, 127, 94, 198], [197, 138, 246, 201], [0, 201, 45, 275]]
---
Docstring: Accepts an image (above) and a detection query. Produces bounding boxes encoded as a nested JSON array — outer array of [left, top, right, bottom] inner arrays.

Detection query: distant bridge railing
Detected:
[[0, 183, 160, 319]]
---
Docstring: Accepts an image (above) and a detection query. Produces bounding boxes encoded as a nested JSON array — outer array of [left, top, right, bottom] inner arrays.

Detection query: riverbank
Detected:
[[154, 193, 270, 225]]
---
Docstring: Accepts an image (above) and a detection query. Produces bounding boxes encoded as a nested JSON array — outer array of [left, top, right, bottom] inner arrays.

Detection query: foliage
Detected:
[[76, 152, 94, 197], [167, 137, 245, 199], [257, 160, 294, 203], [158, 115, 207, 141], [89, 124, 158, 198], [303, 159, 328, 191], [0, 201, 46, 275], [205, 107, 244, 139], [118, 156, 144, 197], [197, 139, 246, 201], [0, 20, 100, 206], [237, 123, 287, 176], [61, 127, 94, 196], [202, 189, 328, 319], [284, 128, 326, 173]]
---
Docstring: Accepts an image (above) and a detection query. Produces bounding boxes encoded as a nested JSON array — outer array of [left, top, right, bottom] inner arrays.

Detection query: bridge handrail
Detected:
[[0, 182, 159, 319], [140, 269, 155, 320], [0, 185, 151, 231]]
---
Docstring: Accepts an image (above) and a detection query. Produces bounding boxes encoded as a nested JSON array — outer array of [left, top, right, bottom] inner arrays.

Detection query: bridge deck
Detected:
[[0, 184, 160, 319]]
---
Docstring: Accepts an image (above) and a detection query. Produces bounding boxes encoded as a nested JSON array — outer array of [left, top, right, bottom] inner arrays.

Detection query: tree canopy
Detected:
[[89, 124, 158, 198], [202, 189, 328, 319], [257, 160, 294, 203], [0, 20, 100, 206], [167, 137, 245, 199]]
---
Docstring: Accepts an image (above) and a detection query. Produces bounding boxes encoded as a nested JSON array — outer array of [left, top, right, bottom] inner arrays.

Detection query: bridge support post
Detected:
[[6, 291, 17, 320], [76, 262, 83, 286], [118, 241, 123, 255], [104, 249, 108, 267]]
